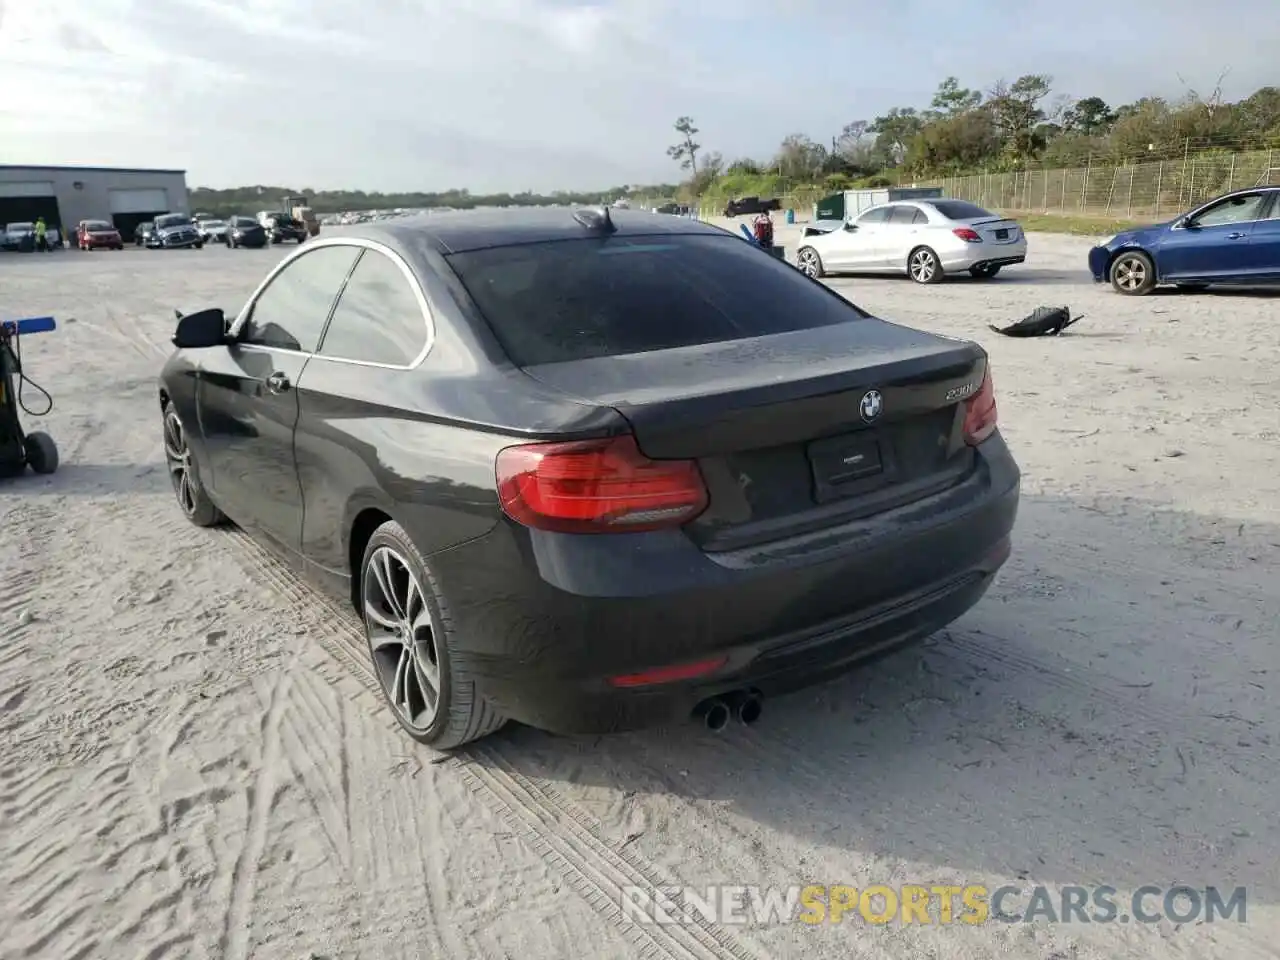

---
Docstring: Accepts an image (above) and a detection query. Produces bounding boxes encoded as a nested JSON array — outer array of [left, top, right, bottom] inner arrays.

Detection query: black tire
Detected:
[[908, 246, 944, 284], [1109, 250, 1156, 295], [795, 246, 826, 279], [161, 401, 224, 527], [1175, 282, 1209, 292], [194, 241, 204, 250], [23, 432, 58, 474], [359, 520, 506, 750], [969, 264, 1001, 279]]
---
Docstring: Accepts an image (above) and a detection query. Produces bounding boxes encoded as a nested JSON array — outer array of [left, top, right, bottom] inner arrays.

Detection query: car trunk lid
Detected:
[[519, 321, 988, 551], [967, 217, 1021, 244]]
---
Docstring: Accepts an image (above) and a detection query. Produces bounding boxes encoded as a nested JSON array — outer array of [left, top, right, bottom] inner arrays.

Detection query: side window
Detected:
[[241, 246, 360, 352], [887, 205, 918, 224], [912, 208, 929, 225], [857, 207, 890, 224], [318, 249, 429, 366], [1191, 193, 1268, 227], [1266, 193, 1280, 219]]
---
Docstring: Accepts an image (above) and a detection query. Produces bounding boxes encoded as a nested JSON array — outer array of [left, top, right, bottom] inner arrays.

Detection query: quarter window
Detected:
[[240, 246, 360, 352], [318, 250, 429, 366]]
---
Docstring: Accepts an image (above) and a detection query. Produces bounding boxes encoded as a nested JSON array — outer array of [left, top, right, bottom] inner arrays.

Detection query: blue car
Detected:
[[1087, 186, 1280, 295]]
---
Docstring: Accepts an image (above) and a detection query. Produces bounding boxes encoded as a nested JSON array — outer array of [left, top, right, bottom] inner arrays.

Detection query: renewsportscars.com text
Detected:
[[620, 884, 1247, 926]]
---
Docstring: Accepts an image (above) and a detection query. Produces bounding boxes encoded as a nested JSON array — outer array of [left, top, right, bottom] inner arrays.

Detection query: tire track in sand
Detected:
[[218, 670, 290, 960], [226, 527, 767, 960]]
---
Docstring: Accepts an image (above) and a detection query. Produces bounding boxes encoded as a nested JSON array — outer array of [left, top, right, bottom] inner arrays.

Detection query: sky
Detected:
[[0, 0, 1277, 194]]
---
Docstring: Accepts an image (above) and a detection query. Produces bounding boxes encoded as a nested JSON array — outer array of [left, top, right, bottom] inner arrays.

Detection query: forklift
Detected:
[[0, 316, 59, 478]]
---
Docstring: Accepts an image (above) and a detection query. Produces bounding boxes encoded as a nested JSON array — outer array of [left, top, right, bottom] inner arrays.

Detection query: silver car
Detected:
[[197, 218, 229, 243], [795, 199, 1027, 284]]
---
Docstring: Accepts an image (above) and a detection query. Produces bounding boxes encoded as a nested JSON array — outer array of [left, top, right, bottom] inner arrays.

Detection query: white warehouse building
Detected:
[[0, 164, 190, 239]]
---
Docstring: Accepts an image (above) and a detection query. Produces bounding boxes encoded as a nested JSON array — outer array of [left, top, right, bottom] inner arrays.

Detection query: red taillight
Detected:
[[953, 227, 982, 243], [962, 368, 998, 445], [607, 655, 728, 688], [495, 434, 709, 533]]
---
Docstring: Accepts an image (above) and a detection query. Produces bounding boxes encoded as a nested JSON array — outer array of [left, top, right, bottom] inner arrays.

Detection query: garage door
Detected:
[[0, 196, 63, 232], [109, 188, 170, 213], [0, 181, 57, 198]]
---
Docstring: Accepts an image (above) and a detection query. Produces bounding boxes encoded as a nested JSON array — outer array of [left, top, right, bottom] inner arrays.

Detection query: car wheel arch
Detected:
[[347, 504, 396, 611], [1109, 245, 1159, 280]]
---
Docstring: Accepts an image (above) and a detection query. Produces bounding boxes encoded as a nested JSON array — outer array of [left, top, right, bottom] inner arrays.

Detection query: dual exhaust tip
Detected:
[[694, 689, 763, 732]]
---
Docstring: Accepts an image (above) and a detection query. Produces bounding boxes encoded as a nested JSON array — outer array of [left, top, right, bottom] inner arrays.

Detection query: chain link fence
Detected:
[[635, 147, 1280, 223], [938, 148, 1280, 220]]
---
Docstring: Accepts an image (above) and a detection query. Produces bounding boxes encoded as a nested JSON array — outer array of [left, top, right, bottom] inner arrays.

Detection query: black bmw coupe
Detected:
[[158, 207, 1020, 749]]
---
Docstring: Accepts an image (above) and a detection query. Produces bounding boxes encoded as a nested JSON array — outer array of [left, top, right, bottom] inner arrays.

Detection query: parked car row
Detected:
[[784, 186, 1280, 293], [126, 211, 305, 250]]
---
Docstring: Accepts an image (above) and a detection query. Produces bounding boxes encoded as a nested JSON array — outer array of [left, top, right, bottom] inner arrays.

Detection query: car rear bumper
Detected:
[[427, 434, 1020, 734], [940, 241, 1027, 272]]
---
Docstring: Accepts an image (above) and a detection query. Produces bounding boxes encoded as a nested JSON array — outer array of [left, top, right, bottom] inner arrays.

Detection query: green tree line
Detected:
[[667, 76, 1280, 203], [186, 184, 678, 219]]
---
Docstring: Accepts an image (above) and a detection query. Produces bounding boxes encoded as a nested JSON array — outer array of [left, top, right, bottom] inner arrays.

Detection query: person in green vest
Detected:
[[34, 217, 48, 252]]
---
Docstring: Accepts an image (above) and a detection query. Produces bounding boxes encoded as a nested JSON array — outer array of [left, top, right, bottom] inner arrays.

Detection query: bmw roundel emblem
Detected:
[[859, 390, 883, 422]]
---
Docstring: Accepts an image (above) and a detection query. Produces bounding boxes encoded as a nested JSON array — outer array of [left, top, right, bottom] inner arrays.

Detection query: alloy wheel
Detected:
[[910, 249, 937, 282], [362, 547, 441, 732], [162, 410, 198, 516], [1114, 256, 1146, 292], [797, 248, 820, 278]]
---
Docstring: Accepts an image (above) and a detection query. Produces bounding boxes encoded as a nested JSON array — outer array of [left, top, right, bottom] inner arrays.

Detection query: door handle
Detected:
[[1227, 232, 1246, 239], [265, 371, 291, 394]]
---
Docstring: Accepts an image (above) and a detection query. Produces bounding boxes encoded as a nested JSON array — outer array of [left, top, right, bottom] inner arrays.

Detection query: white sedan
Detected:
[[795, 199, 1027, 284]]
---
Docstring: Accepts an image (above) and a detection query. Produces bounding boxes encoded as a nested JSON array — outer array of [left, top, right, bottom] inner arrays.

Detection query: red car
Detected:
[[78, 220, 123, 250]]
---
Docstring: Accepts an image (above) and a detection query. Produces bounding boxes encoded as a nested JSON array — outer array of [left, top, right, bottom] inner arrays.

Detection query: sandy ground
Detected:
[[1, 231, 1279, 960]]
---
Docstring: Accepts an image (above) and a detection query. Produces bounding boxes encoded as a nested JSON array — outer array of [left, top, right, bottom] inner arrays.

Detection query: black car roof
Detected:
[[332, 207, 731, 255]]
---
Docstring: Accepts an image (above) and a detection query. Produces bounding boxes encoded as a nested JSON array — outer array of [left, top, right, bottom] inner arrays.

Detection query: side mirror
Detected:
[[1178, 217, 1196, 230], [172, 308, 228, 349], [844, 223, 858, 232]]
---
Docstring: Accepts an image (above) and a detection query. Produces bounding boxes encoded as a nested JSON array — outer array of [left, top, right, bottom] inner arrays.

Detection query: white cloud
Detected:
[[0, 0, 1276, 192]]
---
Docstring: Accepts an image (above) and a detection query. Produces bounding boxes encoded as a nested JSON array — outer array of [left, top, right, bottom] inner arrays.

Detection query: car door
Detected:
[[198, 244, 361, 555], [876, 204, 925, 268], [1246, 191, 1280, 280], [292, 246, 435, 593], [826, 206, 890, 270], [1157, 192, 1269, 281]]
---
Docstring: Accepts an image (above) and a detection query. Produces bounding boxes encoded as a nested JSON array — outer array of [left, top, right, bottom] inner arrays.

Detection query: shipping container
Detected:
[[813, 186, 944, 221]]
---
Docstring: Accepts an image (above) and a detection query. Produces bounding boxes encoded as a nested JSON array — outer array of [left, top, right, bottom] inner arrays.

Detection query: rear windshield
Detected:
[[927, 200, 994, 220], [447, 234, 866, 366]]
